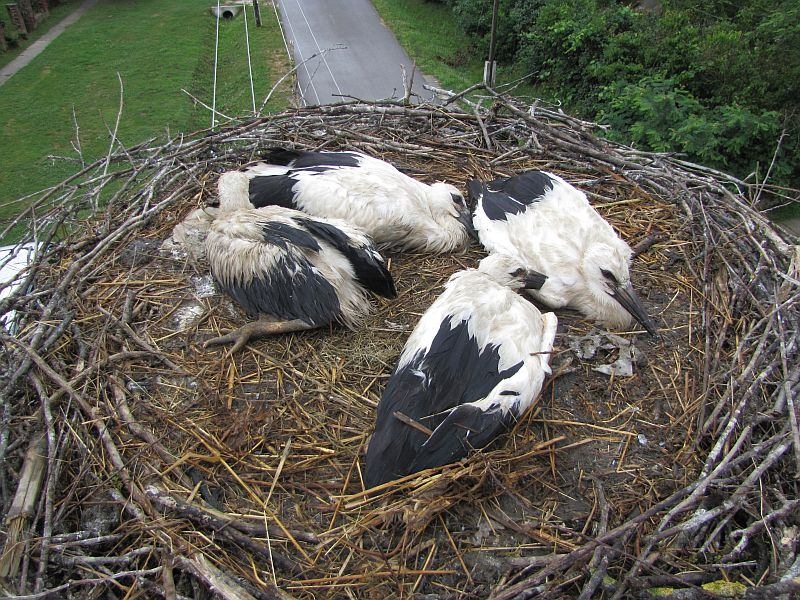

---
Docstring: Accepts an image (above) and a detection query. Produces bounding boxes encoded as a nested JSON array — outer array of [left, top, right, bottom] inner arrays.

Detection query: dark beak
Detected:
[[610, 283, 658, 337], [522, 269, 548, 291], [456, 207, 479, 242]]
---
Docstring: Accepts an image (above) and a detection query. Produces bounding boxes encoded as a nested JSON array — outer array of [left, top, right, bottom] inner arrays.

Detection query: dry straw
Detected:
[[0, 87, 798, 599]]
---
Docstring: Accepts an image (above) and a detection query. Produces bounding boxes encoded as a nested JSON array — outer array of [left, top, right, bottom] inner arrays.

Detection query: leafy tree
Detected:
[[516, 0, 643, 109], [442, 0, 799, 191], [445, 0, 540, 62], [599, 77, 787, 181]]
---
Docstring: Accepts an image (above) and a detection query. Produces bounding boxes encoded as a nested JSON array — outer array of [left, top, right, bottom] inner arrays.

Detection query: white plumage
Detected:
[[244, 148, 475, 253], [363, 253, 557, 488], [469, 170, 657, 335], [204, 171, 396, 352]]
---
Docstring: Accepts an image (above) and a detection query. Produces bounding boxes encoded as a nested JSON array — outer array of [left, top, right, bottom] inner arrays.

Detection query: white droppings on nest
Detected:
[[170, 302, 206, 333], [473, 518, 504, 546], [192, 274, 216, 298], [159, 218, 223, 334], [158, 237, 184, 261], [167, 276, 218, 332]]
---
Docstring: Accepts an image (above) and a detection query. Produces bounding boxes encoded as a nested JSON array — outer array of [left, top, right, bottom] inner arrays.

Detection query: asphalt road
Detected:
[[274, 0, 438, 105]]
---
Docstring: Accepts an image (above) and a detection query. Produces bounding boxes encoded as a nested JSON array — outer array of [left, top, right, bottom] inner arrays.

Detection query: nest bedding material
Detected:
[[0, 91, 798, 599]]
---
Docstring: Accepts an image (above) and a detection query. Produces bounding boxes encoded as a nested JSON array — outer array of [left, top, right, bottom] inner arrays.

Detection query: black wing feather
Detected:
[[259, 221, 321, 252], [213, 219, 340, 324], [249, 150, 368, 209], [250, 166, 357, 209], [249, 174, 299, 210], [364, 317, 523, 487], [469, 170, 555, 221], [465, 179, 483, 202], [494, 171, 554, 202], [299, 218, 397, 299], [215, 254, 340, 326], [409, 404, 509, 473], [263, 147, 362, 169]]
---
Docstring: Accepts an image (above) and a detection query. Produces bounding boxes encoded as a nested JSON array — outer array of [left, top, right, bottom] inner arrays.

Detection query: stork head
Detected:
[[478, 254, 548, 291], [217, 171, 252, 212], [429, 182, 478, 244], [583, 243, 658, 336]]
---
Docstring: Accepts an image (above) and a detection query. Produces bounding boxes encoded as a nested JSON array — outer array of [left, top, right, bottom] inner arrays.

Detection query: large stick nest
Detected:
[[1, 91, 798, 600]]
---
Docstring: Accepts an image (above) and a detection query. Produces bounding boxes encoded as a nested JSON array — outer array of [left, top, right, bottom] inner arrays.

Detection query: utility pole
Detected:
[[484, 0, 499, 86]]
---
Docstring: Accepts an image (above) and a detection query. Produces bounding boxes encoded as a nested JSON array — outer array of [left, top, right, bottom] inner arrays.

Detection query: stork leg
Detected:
[[204, 317, 315, 353]]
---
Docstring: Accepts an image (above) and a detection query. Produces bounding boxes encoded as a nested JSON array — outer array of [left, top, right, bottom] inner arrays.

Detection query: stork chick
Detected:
[[469, 170, 657, 336], [363, 254, 556, 488], [204, 171, 396, 352], [245, 148, 475, 253]]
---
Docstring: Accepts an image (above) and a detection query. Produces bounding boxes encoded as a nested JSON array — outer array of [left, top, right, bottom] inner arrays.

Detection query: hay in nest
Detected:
[[0, 88, 798, 600]]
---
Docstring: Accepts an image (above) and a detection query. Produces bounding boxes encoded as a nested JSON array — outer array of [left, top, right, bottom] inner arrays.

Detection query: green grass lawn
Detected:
[[0, 0, 292, 231], [369, 0, 542, 100], [369, 0, 483, 92]]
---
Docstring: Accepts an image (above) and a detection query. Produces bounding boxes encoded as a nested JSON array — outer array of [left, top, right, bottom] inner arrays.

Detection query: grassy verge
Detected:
[[369, 0, 482, 92], [369, 0, 541, 99], [0, 0, 292, 233]]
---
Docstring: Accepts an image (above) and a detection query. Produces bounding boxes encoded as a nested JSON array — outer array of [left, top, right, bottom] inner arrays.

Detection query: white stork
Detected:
[[204, 171, 397, 352], [469, 170, 658, 336], [244, 148, 476, 253], [363, 253, 557, 488]]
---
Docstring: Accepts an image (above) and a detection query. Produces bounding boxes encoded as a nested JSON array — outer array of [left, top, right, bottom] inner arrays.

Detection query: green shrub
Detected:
[[3, 25, 21, 48], [445, 0, 540, 62], [515, 0, 643, 110], [444, 0, 799, 189], [598, 77, 791, 183]]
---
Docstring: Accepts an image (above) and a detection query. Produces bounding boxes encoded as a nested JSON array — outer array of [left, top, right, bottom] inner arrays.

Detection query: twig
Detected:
[[577, 478, 610, 600], [0, 432, 46, 580], [1, 567, 164, 599], [145, 485, 305, 577], [393, 411, 434, 436], [753, 126, 787, 207], [102, 72, 126, 183]]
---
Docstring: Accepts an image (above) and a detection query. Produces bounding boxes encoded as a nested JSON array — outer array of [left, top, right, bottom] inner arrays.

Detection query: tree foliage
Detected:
[[443, 0, 799, 191]]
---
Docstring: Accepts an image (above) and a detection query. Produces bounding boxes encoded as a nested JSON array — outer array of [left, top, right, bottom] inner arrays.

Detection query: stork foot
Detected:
[[204, 318, 314, 353]]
